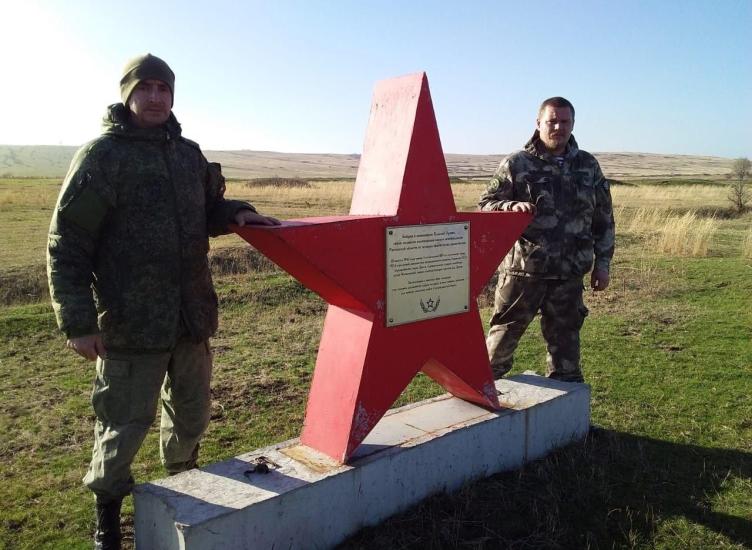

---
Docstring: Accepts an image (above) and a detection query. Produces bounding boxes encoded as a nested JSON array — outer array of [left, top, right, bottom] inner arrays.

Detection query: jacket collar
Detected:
[[101, 103, 182, 142], [524, 130, 579, 162]]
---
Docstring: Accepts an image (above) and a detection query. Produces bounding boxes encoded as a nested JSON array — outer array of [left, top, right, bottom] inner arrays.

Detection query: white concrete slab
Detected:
[[134, 374, 590, 549]]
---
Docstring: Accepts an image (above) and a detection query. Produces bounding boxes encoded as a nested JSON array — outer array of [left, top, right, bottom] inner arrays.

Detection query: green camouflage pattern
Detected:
[[479, 131, 615, 279], [83, 338, 212, 501], [486, 275, 587, 382], [47, 103, 254, 351]]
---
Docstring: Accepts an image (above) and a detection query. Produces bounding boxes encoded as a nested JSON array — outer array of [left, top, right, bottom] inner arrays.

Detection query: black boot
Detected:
[[94, 499, 122, 550]]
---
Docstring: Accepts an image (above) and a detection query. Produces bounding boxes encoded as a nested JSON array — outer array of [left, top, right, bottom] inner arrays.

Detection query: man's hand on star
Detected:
[[590, 269, 609, 291], [510, 202, 536, 214], [235, 210, 281, 227]]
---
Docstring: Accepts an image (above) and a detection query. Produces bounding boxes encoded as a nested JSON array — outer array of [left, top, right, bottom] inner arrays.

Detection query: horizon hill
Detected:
[[0, 144, 737, 181]]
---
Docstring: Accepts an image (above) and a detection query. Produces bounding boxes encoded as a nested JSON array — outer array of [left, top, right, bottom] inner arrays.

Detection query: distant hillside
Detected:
[[0, 145, 79, 178], [0, 145, 736, 180]]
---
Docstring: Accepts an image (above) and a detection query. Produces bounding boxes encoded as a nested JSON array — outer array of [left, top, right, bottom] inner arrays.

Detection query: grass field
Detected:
[[0, 177, 750, 549]]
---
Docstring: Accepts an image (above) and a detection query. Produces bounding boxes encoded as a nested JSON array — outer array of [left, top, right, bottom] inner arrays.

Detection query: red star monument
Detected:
[[234, 72, 530, 463]]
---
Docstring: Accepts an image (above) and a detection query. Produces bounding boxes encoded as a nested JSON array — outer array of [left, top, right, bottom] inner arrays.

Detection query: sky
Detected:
[[1, 0, 750, 158]]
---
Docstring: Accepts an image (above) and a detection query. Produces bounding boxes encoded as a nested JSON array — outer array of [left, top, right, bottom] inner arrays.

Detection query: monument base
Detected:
[[134, 374, 590, 549]]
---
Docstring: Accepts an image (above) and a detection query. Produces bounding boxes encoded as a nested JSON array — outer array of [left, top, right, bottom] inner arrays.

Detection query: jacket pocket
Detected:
[[570, 235, 595, 275], [507, 236, 549, 274]]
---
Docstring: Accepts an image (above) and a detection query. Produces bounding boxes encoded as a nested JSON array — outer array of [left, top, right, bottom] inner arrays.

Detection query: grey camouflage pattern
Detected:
[[47, 103, 254, 351], [486, 275, 587, 382], [480, 131, 614, 381], [479, 131, 615, 279]]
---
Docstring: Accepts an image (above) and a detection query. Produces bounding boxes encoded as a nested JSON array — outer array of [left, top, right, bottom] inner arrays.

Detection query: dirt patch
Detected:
[[211, 371, 310, 414], [251, 280, 311, 307], [619, 325, 641, 337], [0, 266, 48, 305], [658, 343, 684, 353], [242, 177, 311, 188], [209, 247, 278, 275]]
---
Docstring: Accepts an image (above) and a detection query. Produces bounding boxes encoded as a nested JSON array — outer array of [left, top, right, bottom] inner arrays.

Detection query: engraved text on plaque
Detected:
[[386, 222, 469, 326]]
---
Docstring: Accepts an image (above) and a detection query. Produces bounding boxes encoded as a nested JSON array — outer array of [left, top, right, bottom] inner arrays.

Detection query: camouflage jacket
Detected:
[[479, 132, 615, 279], [47, 103, 255, 352]]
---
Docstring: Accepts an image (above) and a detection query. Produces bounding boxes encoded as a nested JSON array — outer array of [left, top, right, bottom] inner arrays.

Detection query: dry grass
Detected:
[[618, 207, 719, 258], [622, 207, 666, 234], [450, 182, 486, 211], [204, 180, 355, 252], [613, 185, 728, 259], [611, 184, 726, 210], [225, 180, 353, 204], [0, 178, 736, 293], [0, 179, 61, 270], [0, 181, 60, 210], [654, 212, 718, 257]]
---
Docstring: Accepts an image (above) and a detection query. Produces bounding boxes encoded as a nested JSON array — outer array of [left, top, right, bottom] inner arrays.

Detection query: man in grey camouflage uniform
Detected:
[[47, 53, 279, 549], [479, 97, 614, 383]]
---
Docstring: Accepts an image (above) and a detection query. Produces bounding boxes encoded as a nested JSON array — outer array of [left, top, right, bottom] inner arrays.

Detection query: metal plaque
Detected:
[[386, 222, 469, 326]]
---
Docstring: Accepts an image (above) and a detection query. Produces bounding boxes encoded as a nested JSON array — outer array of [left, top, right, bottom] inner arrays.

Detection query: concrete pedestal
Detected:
[[134, 374, 590, 549]]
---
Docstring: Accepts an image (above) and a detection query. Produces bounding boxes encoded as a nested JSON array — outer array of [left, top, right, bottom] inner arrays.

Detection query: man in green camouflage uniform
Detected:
[[479, 97, 614, 383], [47, 54, 279, 550]]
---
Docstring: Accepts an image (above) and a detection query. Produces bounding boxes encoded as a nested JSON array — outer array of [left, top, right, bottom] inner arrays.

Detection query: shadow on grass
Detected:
[[339, 427, 751, 549]]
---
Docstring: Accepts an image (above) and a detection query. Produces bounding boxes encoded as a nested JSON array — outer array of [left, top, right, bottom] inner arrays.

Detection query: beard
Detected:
[[541, 134, 567, 152]]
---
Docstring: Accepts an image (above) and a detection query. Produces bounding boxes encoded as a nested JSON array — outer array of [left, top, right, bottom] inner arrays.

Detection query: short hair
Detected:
[[538, 97, 575, 119]]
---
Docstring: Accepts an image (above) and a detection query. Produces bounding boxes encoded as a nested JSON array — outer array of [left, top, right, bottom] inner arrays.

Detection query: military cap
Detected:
[[119, 53, 175, 105]]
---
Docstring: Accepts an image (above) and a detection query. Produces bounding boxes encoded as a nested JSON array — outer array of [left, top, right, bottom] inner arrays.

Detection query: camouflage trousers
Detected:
[[486, 274, 588, 382], [82, 338, 212, 503]]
